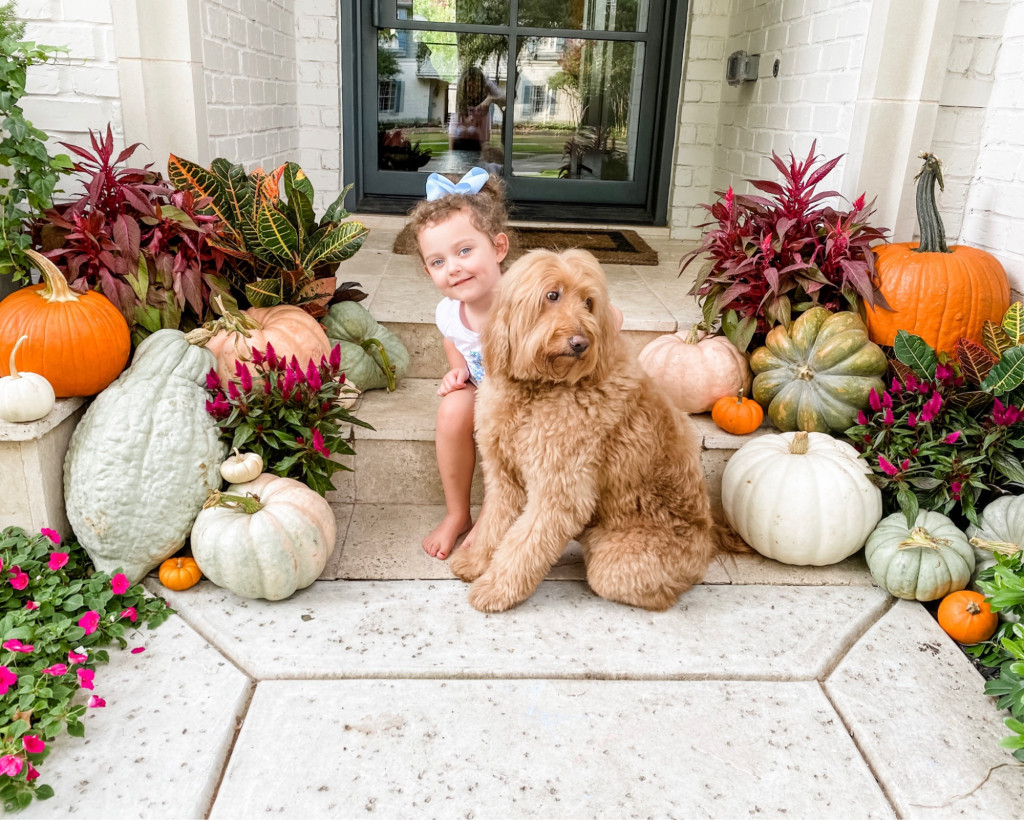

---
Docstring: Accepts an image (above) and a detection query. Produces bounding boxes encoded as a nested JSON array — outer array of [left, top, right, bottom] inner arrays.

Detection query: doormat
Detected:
[[392, 226, 659, 266]]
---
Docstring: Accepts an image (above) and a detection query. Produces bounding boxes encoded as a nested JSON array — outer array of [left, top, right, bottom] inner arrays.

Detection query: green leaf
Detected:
[[321, 184, 353, 224], [34, 785, 54, 801], [981, 346, 1024, 394], [721, 310, 756, 353], [1003, 302, 1024, 344], [993, 452, 1024, 486], [157, 204, 201, 231], [245, 278, 283, 307], [283, 165, 316, 235], [301, 221, 368, 269], [896, 482, 920, 529], [256, 202, 299, 261], [893, 330, 937, 378]]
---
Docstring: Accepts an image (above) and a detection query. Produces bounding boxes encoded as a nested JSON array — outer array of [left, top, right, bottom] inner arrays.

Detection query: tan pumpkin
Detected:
[[188, 299, 331, 386], [638, 327, 752, 413]]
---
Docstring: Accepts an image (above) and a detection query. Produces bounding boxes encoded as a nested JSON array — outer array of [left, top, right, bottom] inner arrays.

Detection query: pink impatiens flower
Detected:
[[48, 552, 69, 571], [40, 528, 61, 545], [76, 668, 95, 690], [42, 664, 67, 676], [130, 646, 145, 655], [78, 610, 100, 635], [24, 601, 38, 611], [8, 569, 28, 590], [0, 755, 23, 777], [26, 764, 39, 781], [3, 640, 33, 654], [111, 573, 130, 594], [68, 650, 87, 664], [21, 736, 44, 755], [0, 666, 17, 695], [120, 607, 138, 623], [88, 695, 106, 708]]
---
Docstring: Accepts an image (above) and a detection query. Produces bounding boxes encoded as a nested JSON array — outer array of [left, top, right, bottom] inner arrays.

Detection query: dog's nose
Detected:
[[568, 335, 590, 356]]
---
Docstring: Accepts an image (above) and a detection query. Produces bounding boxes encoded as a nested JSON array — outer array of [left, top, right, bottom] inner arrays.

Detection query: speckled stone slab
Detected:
[[825, 600, 1024, 818], [155, 580, 891, 681], [210, 678, 894, 819], [19, 614, 251, 820]]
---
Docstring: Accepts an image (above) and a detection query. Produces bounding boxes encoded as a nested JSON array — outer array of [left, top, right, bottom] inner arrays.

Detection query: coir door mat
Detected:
[[392, 225, 659, 266]]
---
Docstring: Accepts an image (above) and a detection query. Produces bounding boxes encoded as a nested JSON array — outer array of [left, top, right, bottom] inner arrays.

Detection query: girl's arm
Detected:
[[439, 338, 472, 396]]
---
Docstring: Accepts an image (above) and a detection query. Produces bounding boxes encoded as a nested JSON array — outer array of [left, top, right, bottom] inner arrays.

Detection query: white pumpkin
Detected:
[[190, 473, 336, 601], [0, 336, 55, 423], [64, 329, 226, 582], [220, 448, 264, 484], [966, 495, 1024, 620], [638, 327, 752, 413], [721, 430, 882, 565]]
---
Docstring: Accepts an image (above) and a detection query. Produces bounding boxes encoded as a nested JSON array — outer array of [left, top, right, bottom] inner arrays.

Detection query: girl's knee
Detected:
[[437, 388, 476, 434]]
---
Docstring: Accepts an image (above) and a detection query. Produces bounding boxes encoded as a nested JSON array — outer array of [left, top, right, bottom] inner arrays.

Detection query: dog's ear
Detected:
[[480, 296, 512, 376]]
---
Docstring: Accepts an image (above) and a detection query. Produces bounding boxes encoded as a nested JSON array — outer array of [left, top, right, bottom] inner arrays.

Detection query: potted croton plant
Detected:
[[682, 142, 890, 353]]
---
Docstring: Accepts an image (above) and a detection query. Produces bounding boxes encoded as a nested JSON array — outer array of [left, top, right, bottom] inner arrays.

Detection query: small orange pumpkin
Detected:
[[937, 590, 998, 645], [158, 556, 203, 591], [711, 390, 763, 435], [0, 249, 130, 396]]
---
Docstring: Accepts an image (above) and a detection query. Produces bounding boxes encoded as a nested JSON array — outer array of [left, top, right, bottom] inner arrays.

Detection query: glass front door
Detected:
[[346, 0, 684, 222]]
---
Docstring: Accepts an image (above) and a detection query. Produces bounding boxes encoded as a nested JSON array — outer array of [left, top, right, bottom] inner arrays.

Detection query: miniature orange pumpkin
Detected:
[[0, 249, 130, 396], [711, 390, 763, 434], [937, 590, 998, 644], [865, 153, 1009, 354], [158, 556, 203, 591]]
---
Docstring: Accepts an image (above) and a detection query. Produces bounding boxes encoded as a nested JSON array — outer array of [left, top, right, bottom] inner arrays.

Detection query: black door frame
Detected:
[[340, 0, 688, 225]]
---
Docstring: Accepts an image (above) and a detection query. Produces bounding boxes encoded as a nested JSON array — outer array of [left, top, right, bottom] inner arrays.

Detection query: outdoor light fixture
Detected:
[[726, 50, 760, 85]]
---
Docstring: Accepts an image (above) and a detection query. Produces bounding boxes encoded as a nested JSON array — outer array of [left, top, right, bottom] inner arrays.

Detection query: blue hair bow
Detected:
[[425, 167, 489, 201]]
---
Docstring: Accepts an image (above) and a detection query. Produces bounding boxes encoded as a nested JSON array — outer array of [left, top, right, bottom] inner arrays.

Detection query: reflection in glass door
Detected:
[[351, 0, 682, 220]]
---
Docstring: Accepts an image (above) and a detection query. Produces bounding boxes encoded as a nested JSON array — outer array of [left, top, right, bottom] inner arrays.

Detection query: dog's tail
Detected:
[[713, 513, 752, 554]]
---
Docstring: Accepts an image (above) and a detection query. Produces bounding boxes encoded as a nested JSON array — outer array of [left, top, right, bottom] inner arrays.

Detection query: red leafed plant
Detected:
[[35, 126, 234, 344], [682, 142, 891, 352]]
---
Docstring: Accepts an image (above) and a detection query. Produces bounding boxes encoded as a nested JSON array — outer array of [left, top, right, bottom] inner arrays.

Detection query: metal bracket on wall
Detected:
[[726, 50, 760, 86]]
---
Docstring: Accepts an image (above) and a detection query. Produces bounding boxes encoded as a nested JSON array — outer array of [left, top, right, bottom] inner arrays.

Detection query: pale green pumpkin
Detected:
[[190, 474, 336, 601], [321, 301, 409, 390], [750, 307, 886, 433], [966, 495, 1024, 620], [865, 510, 975, 601], [64, 329, 226, 582]]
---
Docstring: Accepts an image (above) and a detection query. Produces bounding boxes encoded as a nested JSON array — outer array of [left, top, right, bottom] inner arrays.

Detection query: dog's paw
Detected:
[[450, 545, 488, 582], [468, 574, 520, 613]]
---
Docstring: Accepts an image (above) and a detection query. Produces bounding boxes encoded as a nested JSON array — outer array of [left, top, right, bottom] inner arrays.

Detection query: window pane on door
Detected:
[[511, 37, 642, 181], [407, 0, 509, 27], [377, 31, 508, 177], [518, 0, 646, 32]]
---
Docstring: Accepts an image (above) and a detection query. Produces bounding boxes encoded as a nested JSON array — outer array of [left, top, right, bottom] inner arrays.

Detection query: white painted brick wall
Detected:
[[14, 0, 122, 165]]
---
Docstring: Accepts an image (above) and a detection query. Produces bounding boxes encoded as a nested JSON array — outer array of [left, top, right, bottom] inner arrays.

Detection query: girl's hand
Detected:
[[438, 368, 471, 396]]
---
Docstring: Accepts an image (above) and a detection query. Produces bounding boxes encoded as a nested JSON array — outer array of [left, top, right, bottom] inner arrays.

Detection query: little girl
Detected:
[[407, 168, 623, 560], [407, 168, 510, 560]]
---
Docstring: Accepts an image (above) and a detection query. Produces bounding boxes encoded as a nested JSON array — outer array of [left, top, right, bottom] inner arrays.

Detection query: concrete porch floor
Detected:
[[19, 217, 1024, 819]]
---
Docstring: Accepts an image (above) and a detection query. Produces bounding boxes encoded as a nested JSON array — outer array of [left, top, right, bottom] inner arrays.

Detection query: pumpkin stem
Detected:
[[966, 600, 982, 615], [7, 335, 27, 379], [203, 489, 264, 514], [24, 248, 79, 304], [896, 526, 951, 551], [912, 152, 951, 255], [969, 536, 1022, 555], [736, 388, 745, 403], [790, 431, 809, 454], [360, 337, 397, 392], [199, 294, 262, 340]]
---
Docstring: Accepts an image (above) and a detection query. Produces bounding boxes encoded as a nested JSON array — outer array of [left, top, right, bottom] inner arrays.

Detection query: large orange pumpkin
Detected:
[[188, 301, 332, 386], [0, 249, 130, 397], [864, 153, 1009, 354]]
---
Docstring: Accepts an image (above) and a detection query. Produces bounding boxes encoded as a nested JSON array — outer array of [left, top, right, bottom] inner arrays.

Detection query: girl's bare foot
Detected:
[[423, 512, 473, 560]]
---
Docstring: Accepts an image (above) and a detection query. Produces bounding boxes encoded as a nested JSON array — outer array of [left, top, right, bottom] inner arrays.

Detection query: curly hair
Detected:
[[406, 172, 511, 265]]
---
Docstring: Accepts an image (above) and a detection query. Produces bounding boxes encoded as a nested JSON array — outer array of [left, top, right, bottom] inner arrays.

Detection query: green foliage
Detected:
[[0, 16, 73, 283], [964, 552, 1024, 760], [167, 157, 368, 316], [0, 526, 173, 809]]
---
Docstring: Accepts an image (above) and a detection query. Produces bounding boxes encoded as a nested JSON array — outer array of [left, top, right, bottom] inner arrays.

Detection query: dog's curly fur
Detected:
[[450, 248, 744, 612]]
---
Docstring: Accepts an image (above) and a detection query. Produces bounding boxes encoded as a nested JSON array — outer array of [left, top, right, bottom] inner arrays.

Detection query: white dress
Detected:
[[435, 297, 485, 385]]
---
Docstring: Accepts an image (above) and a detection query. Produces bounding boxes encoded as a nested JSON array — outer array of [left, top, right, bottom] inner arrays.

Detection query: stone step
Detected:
[[327, 378, 769, 511]]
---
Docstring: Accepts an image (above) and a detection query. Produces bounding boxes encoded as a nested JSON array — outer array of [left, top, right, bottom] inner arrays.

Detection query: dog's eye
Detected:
[[545, 291, 560, 302], [585, 298, 594, 311]]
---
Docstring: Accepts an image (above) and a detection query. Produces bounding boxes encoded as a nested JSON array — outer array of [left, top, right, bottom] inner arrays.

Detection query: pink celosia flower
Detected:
[[856, 410, 867, 425], [868, 388, 881, 412], [905, 373, 918, 392], [111, 573, 130, 594], [289, 355, 303, 378], [235, 359, 253, 392], [883, 408, 894, 426], [8, 569, 28, 590], [853, 193, 866, 211], [944, 431, 961, 445], [120, 607, 138, 623], [205, 369, 221, 390], [908, 412, 918, 428], [0, 666, 17, 695], [227, 380, 241, 400], [935, 362, 954, 382], [78, 610, 100, 635], [251, 347, 265, 366], [26, 764, 39, 781], [878, 456, 899, 477], [264, 342, 278, 368], [42, 663, 67, 676], [24, 601, 38, 611], [48, 552, 69, 571], [88, 695, 106, 708], [77, 668, 95, 690], [311, 428, 330, 458], [329, 344, 341, 372], [725, 186, 735, 212], [0, 755, 23, 777], [68, 650, 87, 664], [890, 377, 902, 395], [283, 368, 298, 395], [920, 392, 942, 423], [130, 646, 145, 655], [3, 640, 33, 653], [881, 391, 892, 409], [306, 361, 322, 392], [21, 736, 44, 755], [951, 480, 963, 500], [40, 528, 61, 545], [263, 377, 273, 396]]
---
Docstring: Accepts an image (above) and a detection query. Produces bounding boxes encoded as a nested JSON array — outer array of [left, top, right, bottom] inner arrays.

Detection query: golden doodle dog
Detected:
[[450, 248, 746, 612]]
